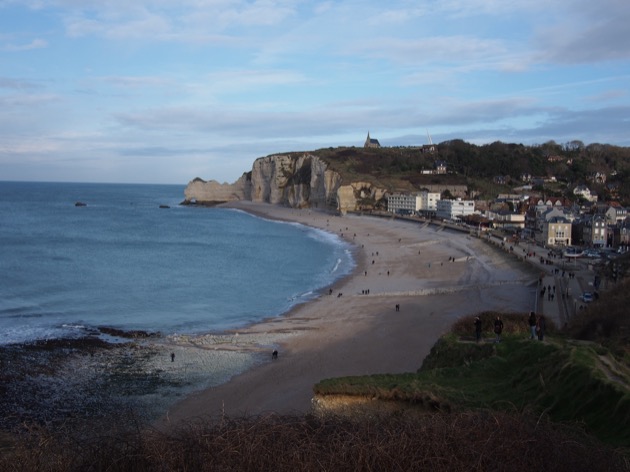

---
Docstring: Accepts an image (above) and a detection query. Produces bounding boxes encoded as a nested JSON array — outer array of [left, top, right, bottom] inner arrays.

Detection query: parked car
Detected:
[[582, 292, 593, 303]]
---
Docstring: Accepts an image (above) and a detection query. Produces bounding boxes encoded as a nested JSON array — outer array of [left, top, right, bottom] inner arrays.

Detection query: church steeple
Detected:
[[364, 131, 380, 148]]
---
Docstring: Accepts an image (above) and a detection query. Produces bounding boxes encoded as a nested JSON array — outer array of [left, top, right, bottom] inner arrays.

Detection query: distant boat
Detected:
[[159, 205, 170, 209], [75, 201, 87, 207]]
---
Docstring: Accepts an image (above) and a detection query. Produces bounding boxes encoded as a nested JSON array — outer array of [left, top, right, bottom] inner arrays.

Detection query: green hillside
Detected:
[[315, 279, 630, 449], [277, 141, 630, 204]]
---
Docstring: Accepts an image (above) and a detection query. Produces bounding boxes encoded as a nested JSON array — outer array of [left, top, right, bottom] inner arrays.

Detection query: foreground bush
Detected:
[[2, 412, 627, 471]]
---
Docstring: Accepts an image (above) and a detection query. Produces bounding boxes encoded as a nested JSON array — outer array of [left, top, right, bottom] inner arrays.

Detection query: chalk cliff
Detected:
[[184, 173, 252, 204], [183, 153, 387, 213]]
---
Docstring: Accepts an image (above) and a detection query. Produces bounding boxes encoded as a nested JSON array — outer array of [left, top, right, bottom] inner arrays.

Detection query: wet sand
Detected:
[[158, 202, 537, 426]]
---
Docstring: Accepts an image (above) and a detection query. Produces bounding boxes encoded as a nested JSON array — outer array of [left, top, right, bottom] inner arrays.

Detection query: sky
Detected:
[[1, 0, 629, 185]]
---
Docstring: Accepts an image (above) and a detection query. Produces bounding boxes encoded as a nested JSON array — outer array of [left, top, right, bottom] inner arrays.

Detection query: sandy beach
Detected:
[[154, 202, 537, 427]]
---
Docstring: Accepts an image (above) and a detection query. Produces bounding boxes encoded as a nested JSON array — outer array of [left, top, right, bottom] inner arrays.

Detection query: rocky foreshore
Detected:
[[1, 336, 163, 431], [0, 328, 291, 432]]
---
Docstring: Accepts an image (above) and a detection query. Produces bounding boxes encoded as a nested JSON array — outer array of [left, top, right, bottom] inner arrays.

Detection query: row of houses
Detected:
[[522, 198, 629, 249], [487, 198, 630, 249], [386, 191, 630, 250]]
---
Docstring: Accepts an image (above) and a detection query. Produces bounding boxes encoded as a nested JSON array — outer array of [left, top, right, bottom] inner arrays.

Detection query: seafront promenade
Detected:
[[366, 211, 596, 330], [482, 234, 598, 329]]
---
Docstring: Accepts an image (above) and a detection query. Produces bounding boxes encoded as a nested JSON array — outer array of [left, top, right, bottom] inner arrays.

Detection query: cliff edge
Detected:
[[183, 153, 387, 213]]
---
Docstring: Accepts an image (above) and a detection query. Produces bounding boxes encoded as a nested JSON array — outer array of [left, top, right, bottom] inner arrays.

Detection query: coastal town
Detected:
[[363, 132, 628, 327], [367, 132, 629, 254], [385, 174, 629, 255]]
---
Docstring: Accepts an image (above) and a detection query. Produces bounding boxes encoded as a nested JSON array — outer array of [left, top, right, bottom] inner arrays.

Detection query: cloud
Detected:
[[2, 38, 47, 51], [525, 105, 630, 144], [1, 0, 628, 185], [59, 0, 298, 42], [533, 0, 630, 64], [203, 69, 309, 93], [585, 89, 627, 102], [97, 75, 176, 89], [0, 92, 58, 107], [64, 8, 173, 40], [0, 77, 41, 90], [109, 95, 545, 144], [436, 0, 547, 18], [352, 36, 509, 65]]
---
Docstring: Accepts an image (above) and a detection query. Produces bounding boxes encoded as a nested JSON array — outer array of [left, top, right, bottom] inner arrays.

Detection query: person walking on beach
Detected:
[[170, 352, 175, 362], [528, 311, 537, 339], [474, 316, 482, 342], [493, 316, 504, 343]]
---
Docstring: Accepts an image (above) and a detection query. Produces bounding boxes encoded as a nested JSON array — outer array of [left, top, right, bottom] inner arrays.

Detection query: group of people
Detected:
[[474, 311, 546, 343], [528, 311, 546, 341]]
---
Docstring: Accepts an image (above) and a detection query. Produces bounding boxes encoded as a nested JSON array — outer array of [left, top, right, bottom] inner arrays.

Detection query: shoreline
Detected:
[[0, 202, 540, 432], [157, 202, 537, 427]]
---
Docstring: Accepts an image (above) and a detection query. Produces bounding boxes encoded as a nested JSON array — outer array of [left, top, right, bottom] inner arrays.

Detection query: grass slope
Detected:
[[315, 312, 630, 448]]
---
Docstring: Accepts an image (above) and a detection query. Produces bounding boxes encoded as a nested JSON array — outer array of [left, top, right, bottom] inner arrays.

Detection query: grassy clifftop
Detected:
[[315, 301, 630, 449], [279, 141, 630, 203]]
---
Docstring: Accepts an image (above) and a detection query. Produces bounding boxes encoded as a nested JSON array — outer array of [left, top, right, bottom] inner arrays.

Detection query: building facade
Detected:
[[436, 198, 475, 220], [387, 193, 420, 214], [605, 203, 627, 224], [581, 214, 608, 247], [490, 211, 526, 230], [542, 216, 572, 247], [387, 190, 441, 215], [419, 191, 440, 212]]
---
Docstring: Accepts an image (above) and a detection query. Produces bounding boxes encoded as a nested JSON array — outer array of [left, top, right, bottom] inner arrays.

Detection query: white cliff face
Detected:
[[337, 182, 388, 214], [184, 153, 386, 212], [250, 154, 344, 210], [184, 174, 251, 203]]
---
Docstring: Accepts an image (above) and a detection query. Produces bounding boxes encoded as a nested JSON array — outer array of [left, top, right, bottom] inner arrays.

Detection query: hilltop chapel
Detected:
[[364, 132, 381, 148]]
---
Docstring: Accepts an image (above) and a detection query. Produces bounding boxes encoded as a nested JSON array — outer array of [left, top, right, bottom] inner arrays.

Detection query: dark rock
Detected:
[[97, 326, 161, 339]]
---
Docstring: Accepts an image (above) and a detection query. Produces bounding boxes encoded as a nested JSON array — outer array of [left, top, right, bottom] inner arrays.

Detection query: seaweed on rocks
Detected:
[[0, 337, 177, 433], [97, 326, 161, 339]]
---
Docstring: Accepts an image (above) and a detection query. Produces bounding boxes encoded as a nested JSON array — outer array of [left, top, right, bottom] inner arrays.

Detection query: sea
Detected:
[[0, 181, 355, 346]]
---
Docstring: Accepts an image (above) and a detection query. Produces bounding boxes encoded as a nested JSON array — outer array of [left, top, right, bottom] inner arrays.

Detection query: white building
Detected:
[[387, 191, 441, 214], [419, 191, 440, 212], [488, 210, 526, 230], [387, 193, 420, 214], [436, 198, 475, 220], [573, 184, 598, 203]]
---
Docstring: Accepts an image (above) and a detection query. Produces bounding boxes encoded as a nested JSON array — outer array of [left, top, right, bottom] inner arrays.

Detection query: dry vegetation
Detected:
[[1, 412, 628, 472]]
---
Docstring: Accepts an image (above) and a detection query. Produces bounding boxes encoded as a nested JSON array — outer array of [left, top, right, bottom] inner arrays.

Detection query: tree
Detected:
[[564, 140, 585, 153]]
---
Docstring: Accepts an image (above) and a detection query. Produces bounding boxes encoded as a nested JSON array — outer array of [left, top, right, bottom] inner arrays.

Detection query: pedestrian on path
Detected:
[[536, 315, 546, 341], [474, 316, 482, 342], [494, 316, 504, 343], [528, 311, 537, 339]]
